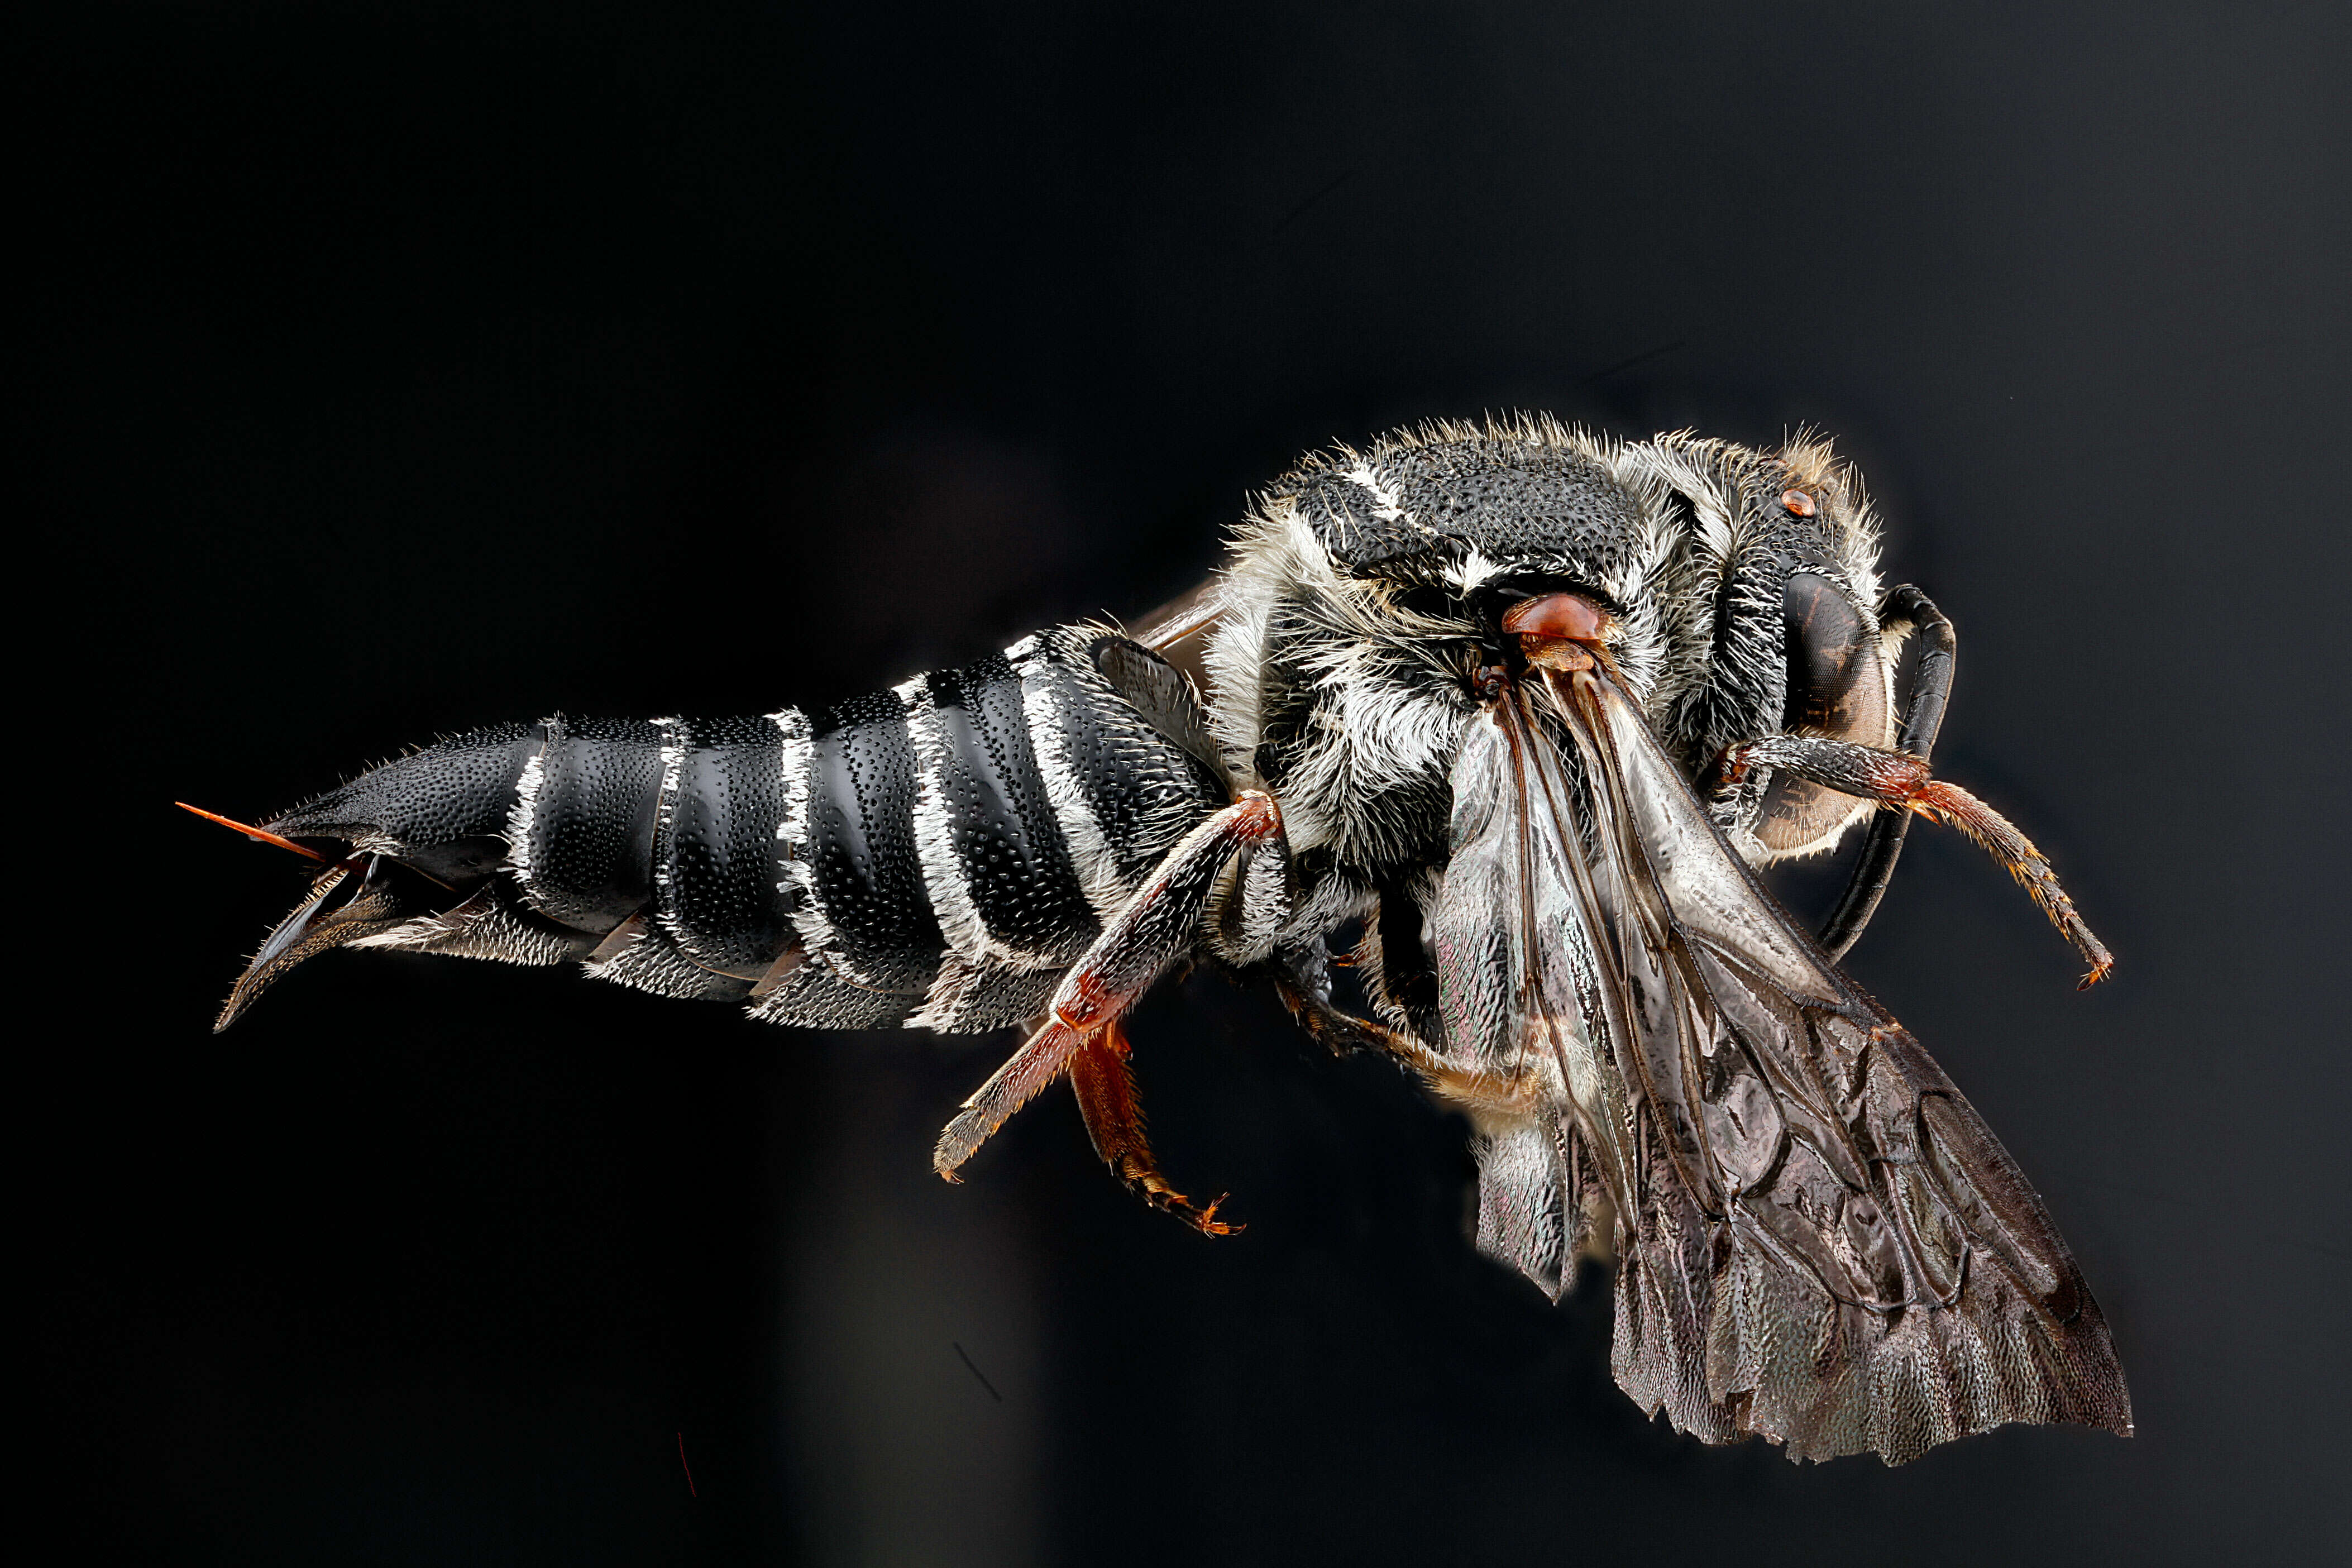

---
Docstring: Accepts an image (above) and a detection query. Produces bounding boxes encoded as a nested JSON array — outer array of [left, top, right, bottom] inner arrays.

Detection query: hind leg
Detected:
[[1068, 1019, 1236, 1236]]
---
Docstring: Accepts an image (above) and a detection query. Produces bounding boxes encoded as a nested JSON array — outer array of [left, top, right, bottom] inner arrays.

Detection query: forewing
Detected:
[[1431, 670, 2131, 1464], [1129, 573, 1223, 707], [1426, 712, 1623, 1299]]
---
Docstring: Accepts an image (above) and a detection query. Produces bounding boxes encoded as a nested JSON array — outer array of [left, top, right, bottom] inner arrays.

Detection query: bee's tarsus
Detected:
[[1073, 1024, 1240, 1236]]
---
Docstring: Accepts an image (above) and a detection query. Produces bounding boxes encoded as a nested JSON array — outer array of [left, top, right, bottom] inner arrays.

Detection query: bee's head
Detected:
[[1612, 432, 1900, 863]]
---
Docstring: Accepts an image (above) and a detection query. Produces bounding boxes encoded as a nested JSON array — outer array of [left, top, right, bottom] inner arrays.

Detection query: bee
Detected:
[[197, 417, 2129, 1464]]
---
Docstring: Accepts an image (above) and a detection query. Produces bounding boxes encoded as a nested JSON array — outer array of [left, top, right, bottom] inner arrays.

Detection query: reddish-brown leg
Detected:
[[932, 792, 1284, 1180], [1068, 1019, 1237, 1236], [1720, 733, 2114, 986], [1272, 966, 1536, 1115]]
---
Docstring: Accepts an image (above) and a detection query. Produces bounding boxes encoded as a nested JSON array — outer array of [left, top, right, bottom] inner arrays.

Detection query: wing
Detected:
[[1127, 574, 1223, 710], [1426, 666, 2131, 1464]]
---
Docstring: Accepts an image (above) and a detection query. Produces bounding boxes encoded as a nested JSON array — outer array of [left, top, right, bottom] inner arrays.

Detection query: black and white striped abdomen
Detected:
[[386, 625, 1230, 1031]]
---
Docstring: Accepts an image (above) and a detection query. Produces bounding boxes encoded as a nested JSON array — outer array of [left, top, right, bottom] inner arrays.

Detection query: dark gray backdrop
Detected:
[[31, 3, 2348, 1564]]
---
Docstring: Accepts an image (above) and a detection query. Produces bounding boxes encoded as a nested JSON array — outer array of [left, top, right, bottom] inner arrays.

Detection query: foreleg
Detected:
[[1720, 732, 2114, 986]]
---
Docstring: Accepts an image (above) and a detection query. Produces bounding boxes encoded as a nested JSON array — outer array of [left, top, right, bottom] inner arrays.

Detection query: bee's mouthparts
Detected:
[[1503, 592, 1614, 673]]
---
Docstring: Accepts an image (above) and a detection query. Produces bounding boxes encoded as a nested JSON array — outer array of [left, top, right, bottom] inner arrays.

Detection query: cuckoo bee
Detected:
[[197, 418, 2129, 1464]]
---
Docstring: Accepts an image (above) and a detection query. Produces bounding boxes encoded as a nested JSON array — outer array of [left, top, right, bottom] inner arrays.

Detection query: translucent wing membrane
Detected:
[[1430, 666, 2130, 1464]]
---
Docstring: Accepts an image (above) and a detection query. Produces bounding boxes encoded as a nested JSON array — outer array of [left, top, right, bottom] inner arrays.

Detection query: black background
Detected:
[[31, 3, 2349, 1564]]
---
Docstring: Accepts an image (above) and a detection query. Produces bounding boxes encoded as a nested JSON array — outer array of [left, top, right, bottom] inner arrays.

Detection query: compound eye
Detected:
[[1757, 572, 1897, 855], [1780, 572, 1890, 742]]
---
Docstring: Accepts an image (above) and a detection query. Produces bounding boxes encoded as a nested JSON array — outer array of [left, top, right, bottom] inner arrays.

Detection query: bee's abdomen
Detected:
[[486, 626, 1226, 1030], [758, 629, 1226, 1030], [657, 714, 799, 976], [510, 715, 666, 930], [762, 688, 948, 1027]]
